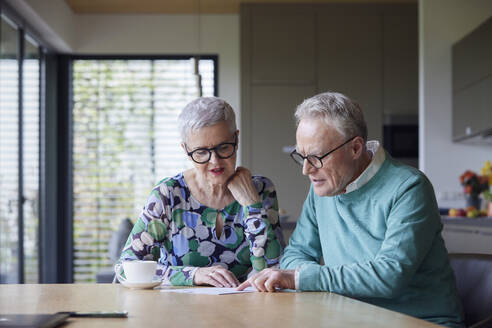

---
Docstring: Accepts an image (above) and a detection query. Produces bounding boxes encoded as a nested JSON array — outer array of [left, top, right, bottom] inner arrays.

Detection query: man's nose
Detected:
[[302, 159, 315, 175]]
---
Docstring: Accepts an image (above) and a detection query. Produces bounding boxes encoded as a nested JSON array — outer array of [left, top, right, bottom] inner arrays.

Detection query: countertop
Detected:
[[442, 216, 492, 227]]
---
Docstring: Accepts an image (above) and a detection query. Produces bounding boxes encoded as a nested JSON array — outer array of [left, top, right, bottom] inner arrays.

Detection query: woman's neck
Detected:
[[184, 169, 234, 209]]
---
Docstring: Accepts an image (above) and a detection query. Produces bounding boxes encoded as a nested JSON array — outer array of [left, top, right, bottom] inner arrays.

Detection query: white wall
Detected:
[[74, 14, 240, 122], [419, 0, 492, 209]]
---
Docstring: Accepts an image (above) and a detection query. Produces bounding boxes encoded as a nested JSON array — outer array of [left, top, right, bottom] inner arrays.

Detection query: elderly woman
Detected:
[[116, 97, 282, 287]]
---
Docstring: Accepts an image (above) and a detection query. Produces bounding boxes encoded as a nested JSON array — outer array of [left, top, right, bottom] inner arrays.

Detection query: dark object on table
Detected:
[[0, 313, 69, 328], [58, 311, 128, 318], [448, 253, 492, 328]]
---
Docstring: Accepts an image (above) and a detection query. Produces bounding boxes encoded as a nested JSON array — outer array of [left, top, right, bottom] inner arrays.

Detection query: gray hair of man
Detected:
[[294, 92, 368, 142], [178, 97, 237, 142]]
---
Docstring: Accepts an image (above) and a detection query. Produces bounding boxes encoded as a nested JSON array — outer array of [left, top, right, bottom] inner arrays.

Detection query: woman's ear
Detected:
[[235, 130, 240, 146]]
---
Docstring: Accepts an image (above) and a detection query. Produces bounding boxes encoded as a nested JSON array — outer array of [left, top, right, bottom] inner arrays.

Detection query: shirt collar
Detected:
[[344, 140, 385, 194]]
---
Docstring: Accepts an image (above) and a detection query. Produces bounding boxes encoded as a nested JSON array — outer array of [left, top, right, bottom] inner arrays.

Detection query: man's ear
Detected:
[[352, 136, 365, 159]]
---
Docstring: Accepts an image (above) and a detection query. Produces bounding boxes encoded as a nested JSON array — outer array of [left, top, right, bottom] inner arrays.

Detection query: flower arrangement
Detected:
[[449, 162, 491, 218], [480, 160, 492, 186], [480, 161, 492, 216], [460, 170, 489, 197]]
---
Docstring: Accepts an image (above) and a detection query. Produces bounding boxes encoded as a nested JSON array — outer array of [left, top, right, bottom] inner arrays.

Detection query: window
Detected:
[[72, 57, 216, 282], [0, 14, 41, 283]]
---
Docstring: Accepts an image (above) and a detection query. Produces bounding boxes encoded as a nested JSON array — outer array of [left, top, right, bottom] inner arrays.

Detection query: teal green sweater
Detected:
[[281, 154, 464, 327]]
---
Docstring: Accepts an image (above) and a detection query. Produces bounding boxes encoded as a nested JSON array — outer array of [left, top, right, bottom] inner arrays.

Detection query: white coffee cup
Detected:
[[122, 260, 157, 283]]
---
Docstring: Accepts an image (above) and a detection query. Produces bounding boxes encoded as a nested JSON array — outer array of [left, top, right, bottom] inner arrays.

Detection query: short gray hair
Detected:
[[178, 97, 237, 141], [294, 92, 368, 141]]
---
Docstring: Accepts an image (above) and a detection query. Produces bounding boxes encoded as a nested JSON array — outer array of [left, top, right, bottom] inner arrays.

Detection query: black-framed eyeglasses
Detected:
[[290, 136, 357, 169], [185, 136, 238, 164]]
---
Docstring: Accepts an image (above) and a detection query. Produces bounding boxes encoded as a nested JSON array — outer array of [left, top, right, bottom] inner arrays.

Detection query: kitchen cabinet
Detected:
[[442, 217, 492, 254], [250, 5, 316, 84], [453, 76, 492, 141], [241, 4, 317, 221], [452, 17, 492, 141], [383, 13, 418, 117], [317, 7, 383, 142]]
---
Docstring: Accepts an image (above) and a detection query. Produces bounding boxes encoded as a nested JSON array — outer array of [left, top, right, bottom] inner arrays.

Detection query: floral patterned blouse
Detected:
[[115, 172, 282, 286]]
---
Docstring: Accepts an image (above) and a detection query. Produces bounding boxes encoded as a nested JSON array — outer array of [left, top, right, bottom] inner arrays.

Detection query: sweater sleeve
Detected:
[[115, 183, 198, 286], [295, 175, 442, 297], [280, 187, 323, 270]]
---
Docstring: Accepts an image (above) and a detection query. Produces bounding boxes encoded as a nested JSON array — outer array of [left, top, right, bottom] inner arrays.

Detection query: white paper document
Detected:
[[160, 286, 256, 295]]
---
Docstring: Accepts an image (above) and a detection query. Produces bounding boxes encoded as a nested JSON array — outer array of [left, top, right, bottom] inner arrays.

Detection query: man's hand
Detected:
[[194, 266, 240, 288], [227, 167, 261, 206], [236, 268, 296, 292]]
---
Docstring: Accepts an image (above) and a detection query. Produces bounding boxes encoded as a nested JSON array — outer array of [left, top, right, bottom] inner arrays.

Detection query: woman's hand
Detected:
[[194, 266, 240, 288], [236, 268, 296, 292], [227, 167, 261, 206]]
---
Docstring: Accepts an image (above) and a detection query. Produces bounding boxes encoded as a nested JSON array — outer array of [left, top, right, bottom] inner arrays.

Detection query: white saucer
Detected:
[[120, 280, 161, 289]]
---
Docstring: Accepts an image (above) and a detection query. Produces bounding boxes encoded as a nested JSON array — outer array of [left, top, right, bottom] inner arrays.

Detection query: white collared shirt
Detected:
[[344, 140, 385, 193]]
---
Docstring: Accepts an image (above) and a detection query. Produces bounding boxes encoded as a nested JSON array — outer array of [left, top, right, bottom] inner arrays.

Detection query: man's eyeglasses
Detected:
[[290, 136, 356, 169], [185, 136, 237, 164]]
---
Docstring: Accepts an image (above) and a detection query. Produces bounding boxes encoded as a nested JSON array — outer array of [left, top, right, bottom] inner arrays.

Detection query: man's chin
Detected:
[[313, 185, 342, 197], [313, 185, 329, 197]]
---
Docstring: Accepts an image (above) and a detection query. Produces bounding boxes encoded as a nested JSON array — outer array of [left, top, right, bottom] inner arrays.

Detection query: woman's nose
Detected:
[[209, 150, 220, 164]]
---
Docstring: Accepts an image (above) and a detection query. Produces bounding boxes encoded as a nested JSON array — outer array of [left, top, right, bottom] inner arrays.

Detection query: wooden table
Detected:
[[0, 284, 439, 327]]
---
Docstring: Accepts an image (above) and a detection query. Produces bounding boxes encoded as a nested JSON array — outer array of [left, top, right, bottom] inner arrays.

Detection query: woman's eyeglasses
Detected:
[[290, 136, 356, 169], [185, 136, 237, 164]]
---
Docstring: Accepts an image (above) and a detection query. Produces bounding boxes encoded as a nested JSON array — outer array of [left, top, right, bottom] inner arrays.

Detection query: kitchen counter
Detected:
[[442, 216, 492, 227], [441, 216, 492, 254]]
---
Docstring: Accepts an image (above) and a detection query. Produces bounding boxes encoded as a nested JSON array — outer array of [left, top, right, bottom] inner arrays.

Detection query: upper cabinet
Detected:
[[452, 17, 492, 142], [250, 6, 316, 84], [383, 12, 418, 117], [317, 6, 383, 142]]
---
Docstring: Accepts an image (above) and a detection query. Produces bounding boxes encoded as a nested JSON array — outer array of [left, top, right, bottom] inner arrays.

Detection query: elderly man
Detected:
[[238, 92, 464, 327]]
